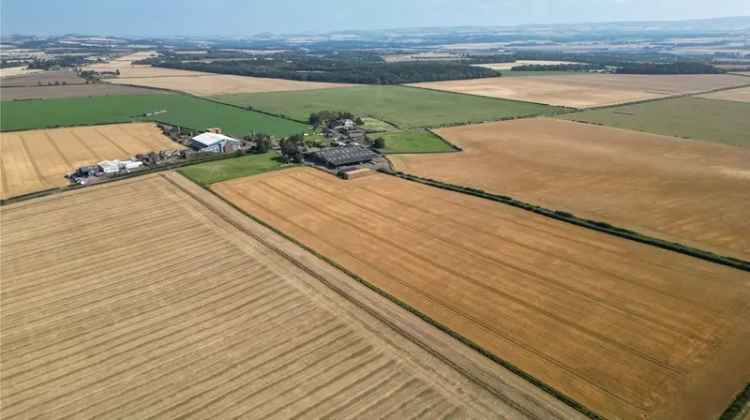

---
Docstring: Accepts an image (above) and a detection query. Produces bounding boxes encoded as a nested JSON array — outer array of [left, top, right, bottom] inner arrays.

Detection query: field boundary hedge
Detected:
[[190, 171, 602, 420], [720, 384, 750, 420], [382, 169, 750, 272]]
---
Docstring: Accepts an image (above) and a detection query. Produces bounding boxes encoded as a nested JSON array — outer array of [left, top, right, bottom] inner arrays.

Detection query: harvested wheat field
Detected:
[[0, 172, 577, 420], [213, 167, 750, 420], [409, 73, 750, 108], [109, 73, 352, 96], [698, 86, 750, 103], [0, 123, 180, 199], [390, 118, 750, 261]]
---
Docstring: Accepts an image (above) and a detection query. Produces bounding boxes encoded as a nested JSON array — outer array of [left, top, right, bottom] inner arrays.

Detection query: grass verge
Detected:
[[178, 152, 290, 186]]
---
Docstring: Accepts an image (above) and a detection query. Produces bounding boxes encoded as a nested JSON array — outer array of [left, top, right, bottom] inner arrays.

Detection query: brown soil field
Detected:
[[109, 73, 353, 96], [390, 118, 750, 261], [0, 123, 180, 199], [0, 70, 84, 87], [0, 172, 578, 420], [213, 167, 750, 420], [0, 83, 162, 101], [409, 74, 750, 108], [698, 86, 750, 103]]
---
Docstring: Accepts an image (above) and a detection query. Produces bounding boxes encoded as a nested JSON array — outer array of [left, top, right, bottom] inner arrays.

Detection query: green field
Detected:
[[179, 152, 289, 186], [0, 94, 307, 137], [377, 129, 456, 154], [214, 85, 560, 129], [360, 117, 397, 132], [559, 96, 750, 148]]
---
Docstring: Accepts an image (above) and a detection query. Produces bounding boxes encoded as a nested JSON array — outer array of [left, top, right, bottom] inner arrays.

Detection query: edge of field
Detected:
[[379, 169, 750, 273], [165, 170, 587, 420]]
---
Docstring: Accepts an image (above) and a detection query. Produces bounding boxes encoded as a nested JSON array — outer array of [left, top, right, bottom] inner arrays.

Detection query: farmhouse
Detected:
[[190, 132, 241, 153], [311, 145, 379, 168]]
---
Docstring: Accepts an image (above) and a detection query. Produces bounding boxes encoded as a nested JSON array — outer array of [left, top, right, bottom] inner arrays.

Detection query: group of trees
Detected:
[[309, 111, 356, 128], [615, 62, 724, 74], [145, 51, 498, 85], [244, 132, 273, 154], [279, 134, 305, 163]]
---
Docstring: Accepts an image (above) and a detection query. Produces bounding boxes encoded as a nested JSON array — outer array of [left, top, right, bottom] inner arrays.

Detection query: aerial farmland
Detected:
[[212, 167, 750, 420], [0, 123, 181, 199], [409, 73, 750, 108], [1, 173, 580, 419], [2, 11, 750, 420], [389, 118, 750, 260]]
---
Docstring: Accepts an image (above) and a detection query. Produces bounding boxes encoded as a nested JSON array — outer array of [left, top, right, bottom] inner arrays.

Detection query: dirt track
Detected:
[[1, 172, 580, 420], [409, 73, 750, 108], [390, 118, 750, 261], [213, 167, 750, 420], [0, 123, 181, 199]]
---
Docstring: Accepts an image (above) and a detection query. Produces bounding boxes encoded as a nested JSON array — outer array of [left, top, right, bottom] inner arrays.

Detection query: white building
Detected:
[[190, 132, 241, 153]]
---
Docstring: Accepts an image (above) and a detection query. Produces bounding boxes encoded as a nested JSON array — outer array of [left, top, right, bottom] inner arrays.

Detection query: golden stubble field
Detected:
[[109, 73, 353, 96], [390, 118, 750, 261], [1, 172, 560, 419], [409, 73, 750, 108], [0, 123, 181, 199], [213, 167, 750, 420]]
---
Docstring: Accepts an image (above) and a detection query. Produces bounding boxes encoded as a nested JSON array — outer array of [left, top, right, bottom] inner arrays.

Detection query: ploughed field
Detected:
[[0, 123, 181, 199], [213, 167, 750, 420], [1, 173, 538, 419], [408, 73, 750, 108], [390, 118, 750, 261]]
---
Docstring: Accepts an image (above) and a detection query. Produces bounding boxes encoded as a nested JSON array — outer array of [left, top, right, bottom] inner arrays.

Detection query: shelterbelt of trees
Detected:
[[139, 52, 498, 84]]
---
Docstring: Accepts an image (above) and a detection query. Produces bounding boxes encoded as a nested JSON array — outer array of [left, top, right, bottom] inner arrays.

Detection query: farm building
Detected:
[[190, 132, 241, 153], [311, 145, 379, 168]]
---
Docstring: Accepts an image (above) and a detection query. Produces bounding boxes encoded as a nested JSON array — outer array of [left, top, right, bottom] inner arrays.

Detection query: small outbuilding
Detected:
[[190, 132, 241, 153]]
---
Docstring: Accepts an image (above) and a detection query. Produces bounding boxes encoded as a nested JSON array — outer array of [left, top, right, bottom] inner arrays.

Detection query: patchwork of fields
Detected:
[[1, 173, 555, 419], [214, 85, 561, 128], [409, 73, 750, 108], [213, 167, 750, 420], [389, 118, 750, 261], [0, 123, 180, 199], [0, 94, 307, 137], [560, 96, 750, 147]]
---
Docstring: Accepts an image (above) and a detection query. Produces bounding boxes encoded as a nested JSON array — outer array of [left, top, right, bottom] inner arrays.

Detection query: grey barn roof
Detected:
[[313, 146, 379, 167]]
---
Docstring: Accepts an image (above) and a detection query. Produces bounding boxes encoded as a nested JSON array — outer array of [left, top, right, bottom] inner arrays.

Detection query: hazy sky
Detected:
[[2, 0, 749, 37]]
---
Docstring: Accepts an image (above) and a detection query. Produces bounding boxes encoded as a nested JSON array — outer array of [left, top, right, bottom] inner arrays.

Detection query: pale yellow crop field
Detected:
[[214, 167, 750, 420], [0, 172, 561, 419], [0, 123, 180, 199], [698, 86, 750, 103], [409, 74, 750, 108]]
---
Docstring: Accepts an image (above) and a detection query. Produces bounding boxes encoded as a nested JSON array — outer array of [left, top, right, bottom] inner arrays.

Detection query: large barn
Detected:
[[190, 132, 241, 153], [311, 145, 379, 168]]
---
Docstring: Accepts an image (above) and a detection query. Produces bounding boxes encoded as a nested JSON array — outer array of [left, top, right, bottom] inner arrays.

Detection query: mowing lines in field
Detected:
[[213, 168, 750, 420], [1, 173, 530, 419], [0, 123, 181, 199]]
